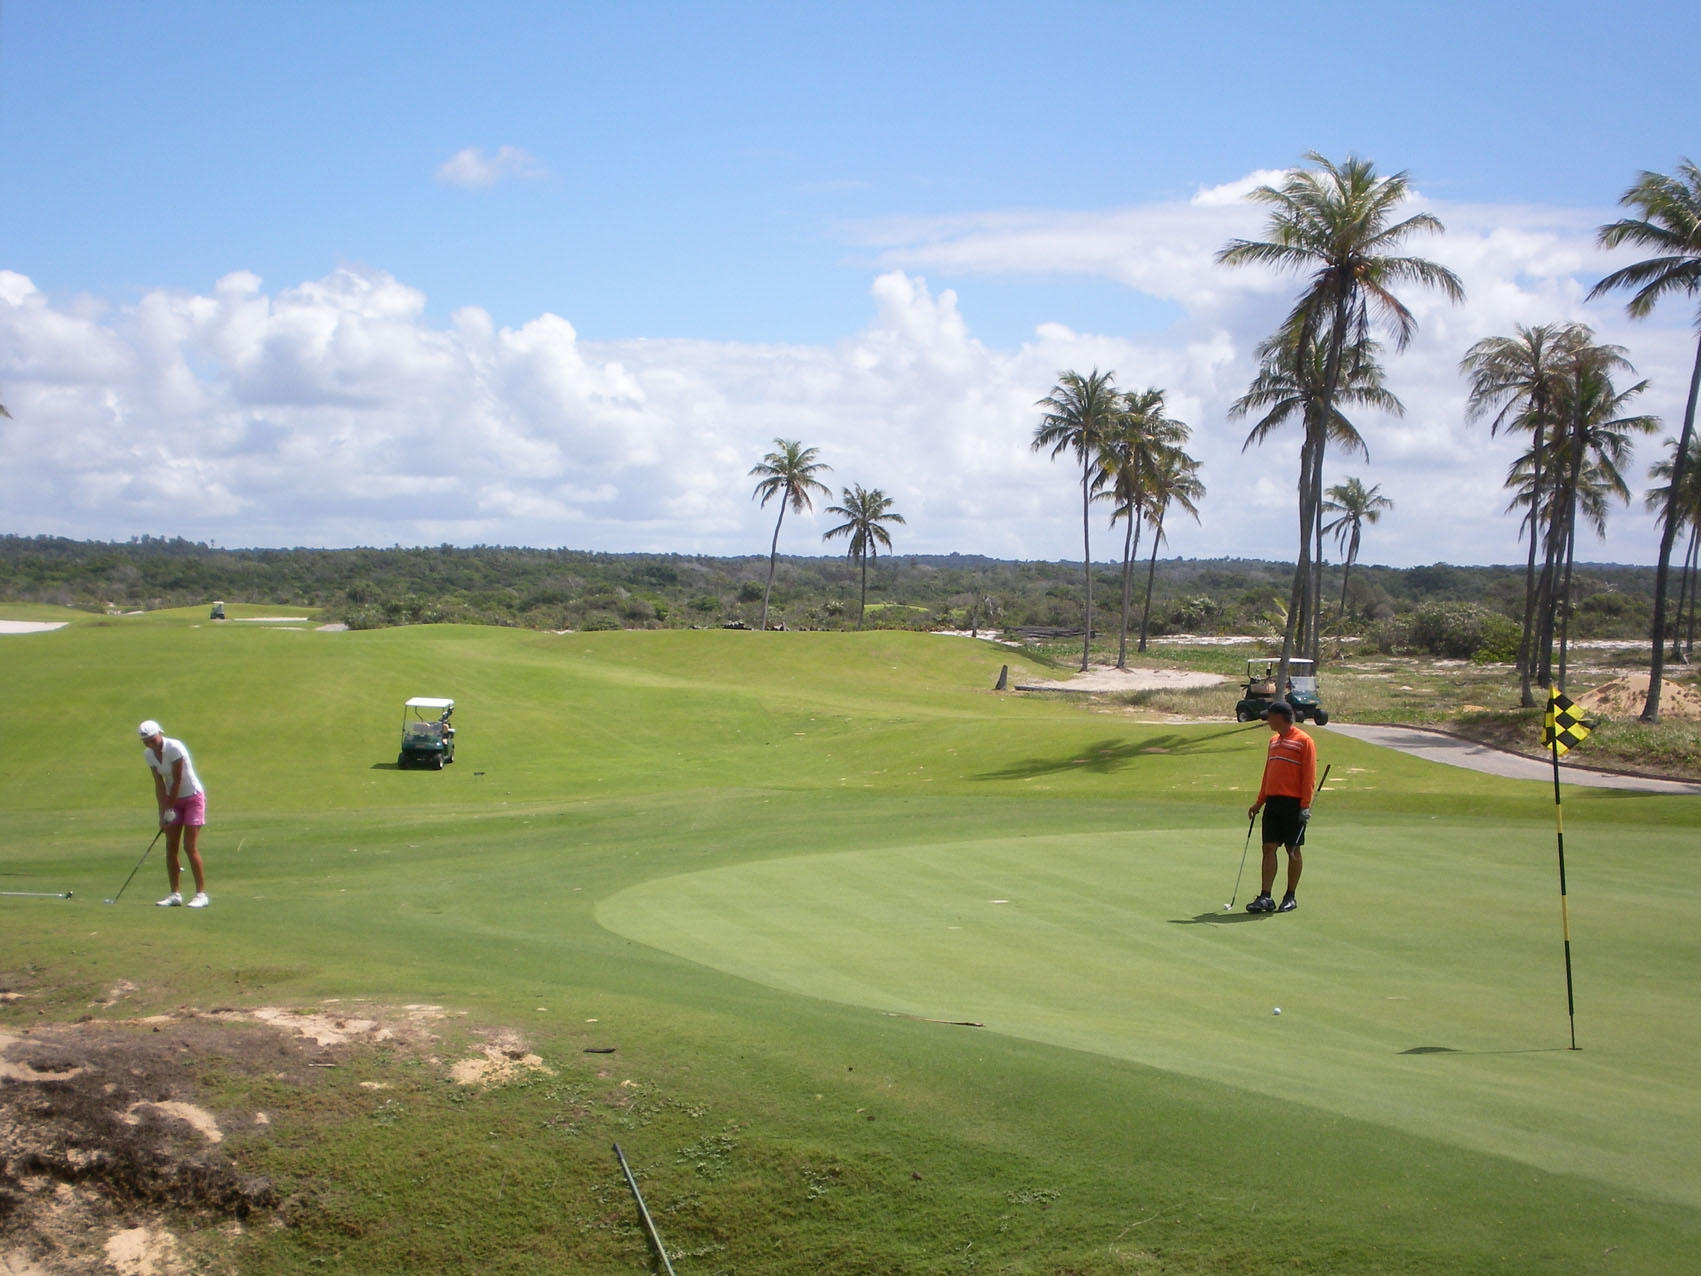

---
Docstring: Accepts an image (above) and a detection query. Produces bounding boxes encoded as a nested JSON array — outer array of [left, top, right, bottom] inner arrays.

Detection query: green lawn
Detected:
[[2, 608, 1696, 1273]]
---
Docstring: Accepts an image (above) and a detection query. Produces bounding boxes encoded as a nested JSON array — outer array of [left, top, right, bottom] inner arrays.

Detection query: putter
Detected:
[[1228, 813, 1256, 909], [105, 828, 165, 905], [1, 890, 73, 899]]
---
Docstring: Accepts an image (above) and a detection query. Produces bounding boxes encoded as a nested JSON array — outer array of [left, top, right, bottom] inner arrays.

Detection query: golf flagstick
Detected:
[[1544, 686, 1589, 1051]]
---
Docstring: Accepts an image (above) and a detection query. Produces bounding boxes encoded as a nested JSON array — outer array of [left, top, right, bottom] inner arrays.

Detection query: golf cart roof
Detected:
[[405, 697, 454, 709], [1246, 658, 1314, 670]]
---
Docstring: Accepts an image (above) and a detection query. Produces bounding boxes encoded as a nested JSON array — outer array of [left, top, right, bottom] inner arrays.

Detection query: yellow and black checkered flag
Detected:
[[1544, 687, 1593, 756]]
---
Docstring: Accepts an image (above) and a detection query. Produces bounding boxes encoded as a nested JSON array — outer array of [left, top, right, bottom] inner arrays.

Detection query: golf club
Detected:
[[104, 828, 165, 905], [0, 890, 73, 899], [1228, 813, 1256, 909]]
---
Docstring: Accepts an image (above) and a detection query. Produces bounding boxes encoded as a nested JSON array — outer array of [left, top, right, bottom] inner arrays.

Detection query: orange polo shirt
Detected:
[[1257, 725, 1316, 807]]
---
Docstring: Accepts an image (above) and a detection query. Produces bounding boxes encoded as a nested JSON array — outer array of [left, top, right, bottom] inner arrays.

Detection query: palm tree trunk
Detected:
[[1079, 454, 1094, 672], [1277, 432, 1320, 695], [1309, 452, 1325, 661], [1515, 425, 1547, 708], [1559, 498, 1579, 689], [1138, 512, 1165, 652], [1641, 335, 1701, 721], [1684, 523, 1699, 661], [1669, 523, 1695, 662], [1116, 515, 1137, 668], [760, 502, 788, 631], [857, 551, 868, 629]]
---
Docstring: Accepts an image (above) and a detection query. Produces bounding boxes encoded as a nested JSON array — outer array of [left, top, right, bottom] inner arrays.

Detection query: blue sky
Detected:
[[2, 1, 1698, 567]]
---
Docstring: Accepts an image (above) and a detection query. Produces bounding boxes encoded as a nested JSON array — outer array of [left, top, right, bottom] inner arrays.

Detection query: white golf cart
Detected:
[[398, 697, 456, 769]]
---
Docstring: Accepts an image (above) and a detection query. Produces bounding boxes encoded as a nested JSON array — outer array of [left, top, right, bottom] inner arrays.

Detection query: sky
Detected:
[[2, 0, 1699, 569]]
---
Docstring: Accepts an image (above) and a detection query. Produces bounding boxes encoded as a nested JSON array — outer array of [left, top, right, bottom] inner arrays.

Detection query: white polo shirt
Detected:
[[144, 736, 205, 801]]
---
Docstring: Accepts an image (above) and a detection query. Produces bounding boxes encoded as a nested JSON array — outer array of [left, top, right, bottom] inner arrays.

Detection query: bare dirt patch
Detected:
[[1575, 672, 1701, 722], [0, 998, 539, 1275]]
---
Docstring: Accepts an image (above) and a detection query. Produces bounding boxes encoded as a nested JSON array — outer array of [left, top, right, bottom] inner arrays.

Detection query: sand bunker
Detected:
[[0, 620, 67, 634], [1574, 672, 1701, 722], [1015, 664, 1226, 693]]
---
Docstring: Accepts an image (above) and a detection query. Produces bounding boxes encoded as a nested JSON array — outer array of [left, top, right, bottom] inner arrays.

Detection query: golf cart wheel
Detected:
[[397, 753, 408, 769], [1314, 709, 1331, 725], [431, 754, 445, 770], [1236, 708, 1251, 723]]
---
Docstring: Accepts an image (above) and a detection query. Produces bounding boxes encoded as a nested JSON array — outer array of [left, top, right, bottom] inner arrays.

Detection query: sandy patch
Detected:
[[450, 1028, 554, 1088], [103, 1226, 186, 1276], [1575, 672, 1701, 722], [230, 616, 310, 623], [122, 1101, 223, 1144], [1015, 665, 1227, 693], [0, 620, 67, 634]]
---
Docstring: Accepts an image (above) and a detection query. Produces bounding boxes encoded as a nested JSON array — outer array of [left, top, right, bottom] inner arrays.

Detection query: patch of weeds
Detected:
[[1006, 1185, 1061, 1206], [801, 1162, 841, 1201], [676, 1129, 738, 1179], [369, 1097, 404, 1126]]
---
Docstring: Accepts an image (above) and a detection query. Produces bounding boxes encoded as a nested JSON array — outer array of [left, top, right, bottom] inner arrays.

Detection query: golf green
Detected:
[[601, 816, 1699, 1210]]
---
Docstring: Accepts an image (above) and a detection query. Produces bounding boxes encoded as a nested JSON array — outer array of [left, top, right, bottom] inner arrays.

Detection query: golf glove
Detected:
[[1299, 808, 1311, 825]]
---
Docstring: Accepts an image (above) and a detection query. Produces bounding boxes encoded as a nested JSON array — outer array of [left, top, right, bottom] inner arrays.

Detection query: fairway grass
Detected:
[[3, 613, 1697, 1273]]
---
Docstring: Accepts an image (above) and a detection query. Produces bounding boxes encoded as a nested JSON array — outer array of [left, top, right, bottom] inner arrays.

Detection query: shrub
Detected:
[[1408, 601, 1519, 661]]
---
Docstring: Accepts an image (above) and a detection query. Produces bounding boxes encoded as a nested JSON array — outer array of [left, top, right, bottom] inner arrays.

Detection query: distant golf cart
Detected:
[[209, 600, 226, 620], [1235, 658, 1329, 725], [398, 697, 456, 769]]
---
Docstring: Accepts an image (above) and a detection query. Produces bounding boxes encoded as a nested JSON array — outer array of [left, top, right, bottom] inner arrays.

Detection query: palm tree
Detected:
[[1321, 478, 1393, 620], [1461, 322, 1595, 704], [1136, 448, 1204, 652], [822, 484, 906, 628], [1645, 433, 1701, 663], [1589, 159, 1701, 721], [1095, 388, 1188, 668], [1228, 331, 1399, 660], [1033, 368, 1123, 671], [1218, 153, 1462, 691], [749, 439, 832, 631], [1542, 348, 1658, 683]]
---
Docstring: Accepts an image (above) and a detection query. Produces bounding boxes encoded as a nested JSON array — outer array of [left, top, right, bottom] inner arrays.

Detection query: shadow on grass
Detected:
[[1169, 911, 1268, 925], [972, 725, 1257, 780], [1400, 1045, 1573, 1056]]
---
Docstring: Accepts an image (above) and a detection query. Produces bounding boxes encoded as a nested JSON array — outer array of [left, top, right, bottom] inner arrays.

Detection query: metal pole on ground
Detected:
[[613, 1143, 677, 1276]]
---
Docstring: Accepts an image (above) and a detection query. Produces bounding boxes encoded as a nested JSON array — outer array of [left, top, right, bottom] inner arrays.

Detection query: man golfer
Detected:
[[1244, 701, 1315, 914], [137, 720, 210, 908]]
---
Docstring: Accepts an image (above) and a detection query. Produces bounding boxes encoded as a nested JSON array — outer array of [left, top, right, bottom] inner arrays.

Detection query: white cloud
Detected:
[[433, 145, 547, 189], [0, 177, 1694, 567]]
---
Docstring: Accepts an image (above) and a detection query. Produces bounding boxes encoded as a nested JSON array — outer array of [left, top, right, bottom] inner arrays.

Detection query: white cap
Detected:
[[137, 720, 162, 739]]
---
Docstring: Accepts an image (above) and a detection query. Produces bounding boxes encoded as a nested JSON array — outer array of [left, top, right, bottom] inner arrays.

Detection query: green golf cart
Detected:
[[1235, 658, 1329, 725], [398, 696, 456, 769]]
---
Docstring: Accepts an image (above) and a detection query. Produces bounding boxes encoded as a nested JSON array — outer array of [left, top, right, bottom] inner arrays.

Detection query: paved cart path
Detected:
[[1324, 722, 1701, 795]]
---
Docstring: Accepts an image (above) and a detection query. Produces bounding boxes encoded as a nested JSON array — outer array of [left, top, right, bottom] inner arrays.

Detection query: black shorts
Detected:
[[1262, 795, 1307, 848]]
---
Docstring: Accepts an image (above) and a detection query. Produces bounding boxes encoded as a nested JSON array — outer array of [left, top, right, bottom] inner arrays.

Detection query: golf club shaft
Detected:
[[109, 828, 165, 903], [0, 890, 73, 899], [1230, 813, 1255, 906]]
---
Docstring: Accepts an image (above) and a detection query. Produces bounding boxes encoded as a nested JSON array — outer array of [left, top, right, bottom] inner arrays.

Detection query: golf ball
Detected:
[[1272, 1007, 1282, 1016]]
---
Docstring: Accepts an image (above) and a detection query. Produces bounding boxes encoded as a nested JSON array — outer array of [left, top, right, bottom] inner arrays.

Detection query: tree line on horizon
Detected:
[[0, 534, 1685, 663]]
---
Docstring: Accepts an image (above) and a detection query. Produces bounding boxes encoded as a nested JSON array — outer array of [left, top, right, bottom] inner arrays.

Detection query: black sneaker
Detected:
[[1245, 894, 1276, 913], [1277, 894, 1298, 913]]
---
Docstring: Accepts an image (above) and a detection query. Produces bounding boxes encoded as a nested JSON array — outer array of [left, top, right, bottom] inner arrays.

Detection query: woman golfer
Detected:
[[137, 720, 210, 908], [1244, 701, 1315, 914]]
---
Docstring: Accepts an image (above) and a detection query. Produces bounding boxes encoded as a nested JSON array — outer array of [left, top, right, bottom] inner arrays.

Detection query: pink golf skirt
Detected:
[[168, 792, 207, 828]]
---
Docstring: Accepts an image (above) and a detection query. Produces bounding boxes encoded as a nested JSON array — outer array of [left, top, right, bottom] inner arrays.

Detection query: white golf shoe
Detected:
[[156, 891, 183, 907], [187, 892, 210, 909]]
